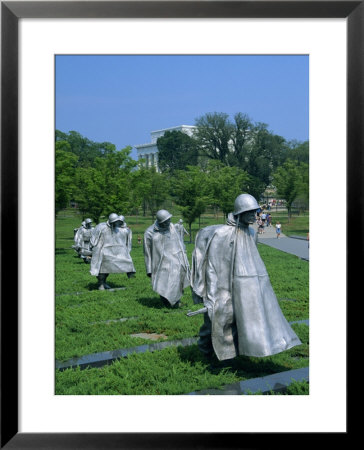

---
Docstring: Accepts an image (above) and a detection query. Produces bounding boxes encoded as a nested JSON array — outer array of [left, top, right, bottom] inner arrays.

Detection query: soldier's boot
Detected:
[[198, 312, 214, 357], [160, 296, 172, 308], [97, 274, 111, 290], [97, 275, 105, 290], [103, 274, 111, 289]]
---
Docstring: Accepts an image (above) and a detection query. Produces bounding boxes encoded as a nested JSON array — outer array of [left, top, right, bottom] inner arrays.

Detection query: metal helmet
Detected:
[[156, 209, 172, 223], [85, 218, 92, 224], [108, 213, 120, 224], [119, 215, 125, 224], [233, 194, 260, 215]]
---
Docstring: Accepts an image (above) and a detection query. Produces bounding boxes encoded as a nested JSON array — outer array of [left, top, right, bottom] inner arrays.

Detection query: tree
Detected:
[[132, 166, 170, 218], [284, 140, 309, 164], [172, 166, 209, 241], [93, 146, 138, 215], [74, 167, 106, 222], [55, 141, 78, 214], [157, 130, 198, 172], [194, 112, 234, 165], [229, 112, 254, 168], [55, 130, 121, 167], [73, 146, 137, 222], [272, 160, 309, 220], [293, 162, 309, 212], [205, 161, 251, 218], [194, 112, 288, 191]]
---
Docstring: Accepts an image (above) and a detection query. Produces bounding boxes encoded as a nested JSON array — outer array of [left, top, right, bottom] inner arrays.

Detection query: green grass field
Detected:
[[55, 209, 309, 395]]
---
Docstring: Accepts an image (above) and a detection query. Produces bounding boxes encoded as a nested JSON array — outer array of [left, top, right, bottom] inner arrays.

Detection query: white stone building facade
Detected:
[[135, 125, 197, 170]]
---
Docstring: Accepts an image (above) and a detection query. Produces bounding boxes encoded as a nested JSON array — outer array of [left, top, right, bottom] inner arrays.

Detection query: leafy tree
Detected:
[[74, 167, 106, 222], [273, 160, 309, 220], [194, 112, 234, 165], [284, 140, 309, 164], [94, 146, 138, 216], [292, 162, 309, 212], [55, 130, 120, 167], [73, 146, 137, 222], [132, 166, 170, 218], [229, 112, 254, 168], [172, 166, 209, 241], [205, 161, 251, 217], [157, 130, 198, 172], [55, 141, 78, 214], [194, 112, 288, 190]]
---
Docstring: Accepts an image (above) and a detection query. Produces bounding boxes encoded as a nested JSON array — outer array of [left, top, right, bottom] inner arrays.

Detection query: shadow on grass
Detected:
[[85, 281, 126, 291], [56, 248, 70, 255], [136, 296, 170, 310], [177, 344, 289, 379]]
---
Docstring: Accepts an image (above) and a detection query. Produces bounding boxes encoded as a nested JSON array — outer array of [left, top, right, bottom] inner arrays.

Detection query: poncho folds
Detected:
[[74, 225, 93, 256], [90, 222, 136, 276], [191, 213, 302, 361], [144, 222, 190, 305]]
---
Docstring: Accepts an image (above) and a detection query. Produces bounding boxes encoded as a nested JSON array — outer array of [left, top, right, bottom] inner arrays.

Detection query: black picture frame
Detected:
[[1, 1, 357, 447]]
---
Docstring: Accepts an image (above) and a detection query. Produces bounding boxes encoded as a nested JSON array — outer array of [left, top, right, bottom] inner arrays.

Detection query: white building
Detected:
[[135, 125, 197, 170]]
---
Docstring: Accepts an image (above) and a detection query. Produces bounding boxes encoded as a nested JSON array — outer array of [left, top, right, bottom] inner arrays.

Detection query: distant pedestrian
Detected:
[[276, 222, 281, 238], [137, 234, 142, 245], [261, 212, 266, 225], [266, 213, 271, 227], [258, 218, 264, 234]]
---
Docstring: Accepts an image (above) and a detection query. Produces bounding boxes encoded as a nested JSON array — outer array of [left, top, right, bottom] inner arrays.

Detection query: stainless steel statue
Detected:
[[174, 219, 189, 245], [90, 213, 136, 290], [73, 218, 94, 263], [72, 221, 85, 252], [144, 209, 190, 307], [191, 194, 302, 360]]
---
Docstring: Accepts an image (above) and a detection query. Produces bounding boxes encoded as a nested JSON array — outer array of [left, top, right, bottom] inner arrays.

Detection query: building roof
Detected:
[[151, 125, 197, 133], [134, 142, 157, 149], [135, 124, 196, 149]]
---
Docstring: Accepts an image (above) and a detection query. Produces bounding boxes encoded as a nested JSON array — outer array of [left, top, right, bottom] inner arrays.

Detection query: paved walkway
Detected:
[[252, 222, 309, 261]]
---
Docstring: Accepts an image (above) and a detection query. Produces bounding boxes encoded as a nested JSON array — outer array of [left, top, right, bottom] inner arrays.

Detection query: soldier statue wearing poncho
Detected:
[[174, 219, 189, 247], [191, 194, 302, 361], [90, 213, 136, 290], [73, 218, 94, 263], [144, 209, 190, 308]]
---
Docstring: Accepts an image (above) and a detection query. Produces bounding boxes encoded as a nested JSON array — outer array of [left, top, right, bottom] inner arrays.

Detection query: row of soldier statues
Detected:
[[71, 194, 301, 361]]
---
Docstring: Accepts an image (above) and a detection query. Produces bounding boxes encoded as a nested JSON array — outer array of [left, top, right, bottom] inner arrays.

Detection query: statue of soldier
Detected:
[[143, 209, 190, 308], [90, 213, 136, 290], [174, 219, 189, 246], [72, 221, 85, 254], [74, 218, 94, 263], [191, 193, 302, 360]]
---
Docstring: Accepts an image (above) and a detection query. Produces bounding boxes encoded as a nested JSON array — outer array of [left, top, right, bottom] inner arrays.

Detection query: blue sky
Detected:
[[56, 55, 309, 159]]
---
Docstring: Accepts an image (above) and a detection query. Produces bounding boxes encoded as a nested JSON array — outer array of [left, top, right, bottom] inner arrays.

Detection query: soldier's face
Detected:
[[159, 219, 170, 229], [112, 220, 122, 229], [239, 210, 256, 225], [86, 222, 92, 229]]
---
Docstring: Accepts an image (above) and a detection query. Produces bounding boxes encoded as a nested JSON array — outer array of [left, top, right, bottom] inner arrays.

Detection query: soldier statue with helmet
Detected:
[[90, 213, 136, 290], [174, 218, 189, 248], [190, 193, 302, 360], [73, 218, 94, 263], [143, 209, 190, 308]]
